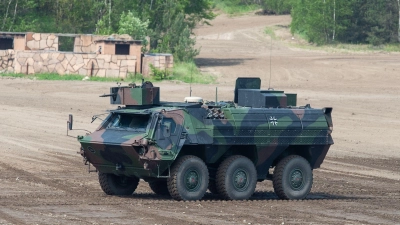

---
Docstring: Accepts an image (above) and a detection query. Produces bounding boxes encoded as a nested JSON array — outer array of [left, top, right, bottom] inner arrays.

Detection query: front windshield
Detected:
[[107, 113, 150, 132]]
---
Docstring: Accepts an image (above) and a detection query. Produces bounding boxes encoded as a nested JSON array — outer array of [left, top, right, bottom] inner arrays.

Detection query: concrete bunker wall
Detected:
[[142, 54, 173, 76], [25, 33, 59, 51], [1, 50, 137, 78], [0, 32, 173, 77]]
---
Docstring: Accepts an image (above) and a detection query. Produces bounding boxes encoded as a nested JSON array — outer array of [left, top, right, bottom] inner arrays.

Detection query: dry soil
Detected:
[[0, 14, 399, 224]]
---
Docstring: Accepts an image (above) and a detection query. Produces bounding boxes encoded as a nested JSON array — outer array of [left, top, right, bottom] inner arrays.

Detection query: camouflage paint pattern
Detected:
[[108, 86, 160, 106], [79, 78, 333, 181]]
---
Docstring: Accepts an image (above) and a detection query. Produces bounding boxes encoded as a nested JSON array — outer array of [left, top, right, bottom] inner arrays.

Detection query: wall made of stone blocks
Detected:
[[25, 32, 58, 51], [142, 54, 174, 76], [74, 35, 108, 53], [0, 50, 15, 73], [12, 51, 136, 78], [74, 34, 134, 54]]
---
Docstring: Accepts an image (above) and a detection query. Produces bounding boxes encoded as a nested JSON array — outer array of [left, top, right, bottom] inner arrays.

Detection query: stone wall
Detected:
[[10, 51, 137, 78], [142, 54, 174, 76], [73, 35, 107, 53], [0, 32, 174, 77], [73, 34, 133, 53], [25, 32, 58, 51], [0, 50, 15, 73]]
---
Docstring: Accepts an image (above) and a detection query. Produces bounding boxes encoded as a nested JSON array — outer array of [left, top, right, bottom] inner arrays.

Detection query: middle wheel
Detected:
[[167, 155, 209, 201], [216, 155, 257, 200]]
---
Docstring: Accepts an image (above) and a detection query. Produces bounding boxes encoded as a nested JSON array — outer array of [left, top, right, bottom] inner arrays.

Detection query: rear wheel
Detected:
[[273, 155, 313, 200], [98, 172, 139, 195], [167, 155, 209, 201], [149, 180, 170, 195], [216, 155, 257, 200]]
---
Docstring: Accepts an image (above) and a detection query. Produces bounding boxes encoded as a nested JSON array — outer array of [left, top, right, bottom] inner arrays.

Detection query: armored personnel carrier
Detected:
[[70, 77, 333, 201]]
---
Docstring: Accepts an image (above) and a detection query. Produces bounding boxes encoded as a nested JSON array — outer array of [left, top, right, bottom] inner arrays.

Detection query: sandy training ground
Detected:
[[0, 14, 399, 224]]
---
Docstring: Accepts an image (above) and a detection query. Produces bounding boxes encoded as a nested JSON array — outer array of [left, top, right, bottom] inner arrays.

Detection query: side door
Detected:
[[155, 110, 185, 153]]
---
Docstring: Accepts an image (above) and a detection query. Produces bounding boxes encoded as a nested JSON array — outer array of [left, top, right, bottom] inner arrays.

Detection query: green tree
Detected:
[[117, 11, 149, 51], [345, 0, 398, 45], [144, 0, 214, 61], [0, 0, 214, 60], [96, 0, 214, 60], [291, 0, 352, 45], [262, 0, 291, 14]]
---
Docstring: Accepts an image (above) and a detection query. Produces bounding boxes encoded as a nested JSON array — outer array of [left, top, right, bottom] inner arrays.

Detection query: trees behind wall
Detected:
[[215, 0, 400, 45], [1, 0, 399, 57], [0, 0, 215, 62]]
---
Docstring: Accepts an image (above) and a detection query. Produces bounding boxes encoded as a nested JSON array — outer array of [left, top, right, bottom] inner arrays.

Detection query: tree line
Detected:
[[0, 0, 215, 62], [243, 0, 400, 45], [1, 0, 399, 61], [217, 0, 400, 45]]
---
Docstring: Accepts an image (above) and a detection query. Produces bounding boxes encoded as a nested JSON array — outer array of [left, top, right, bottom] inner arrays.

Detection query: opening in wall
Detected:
[[0, 37, 13, 50], [59, 36, 75, 51], [115, 44, 130, 55]]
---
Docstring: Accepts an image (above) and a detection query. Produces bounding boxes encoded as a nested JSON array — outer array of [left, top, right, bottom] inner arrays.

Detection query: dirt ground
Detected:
[[1, 13, 400, 225]]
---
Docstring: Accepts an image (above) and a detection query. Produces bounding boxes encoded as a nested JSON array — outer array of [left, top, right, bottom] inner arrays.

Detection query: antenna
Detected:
[[189, 62, 193, 97], [268, 35, 273, 90], [215, 87, 218, 104]]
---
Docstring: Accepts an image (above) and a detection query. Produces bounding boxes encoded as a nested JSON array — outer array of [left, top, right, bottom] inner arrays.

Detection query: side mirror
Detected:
[[68, 114, 73, 130]]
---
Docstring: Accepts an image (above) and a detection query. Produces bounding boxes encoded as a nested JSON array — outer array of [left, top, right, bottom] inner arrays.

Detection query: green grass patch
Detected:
[[0, 72, 146, 82], [1, 62, 216, 84], [212, 0, 260, 15], [0, 73, 25, 78], [35, 73, 86, 80], [289, 31, 400, 53], [291, 41, 400, 53], [169, 61, 216, 84], [264, 27, 277, 39]]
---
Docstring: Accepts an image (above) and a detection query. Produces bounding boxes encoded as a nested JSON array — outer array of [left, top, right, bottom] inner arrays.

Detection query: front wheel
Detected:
[[98, 172, 139, 195], [167, 155, 209, 201], [273, 155, 313, 200]]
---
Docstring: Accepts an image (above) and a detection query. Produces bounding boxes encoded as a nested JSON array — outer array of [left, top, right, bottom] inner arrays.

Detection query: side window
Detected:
[[163, 118, 177, 134], [156, 117, 177, 140]]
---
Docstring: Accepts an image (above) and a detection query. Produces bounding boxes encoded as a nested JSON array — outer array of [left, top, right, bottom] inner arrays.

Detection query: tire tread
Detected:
[[167, 155, 208, 201], [272, 155, 312, 200], [216, 155, 257, 200], [98, 172, 139, 195], [99, 172, 113, 195]]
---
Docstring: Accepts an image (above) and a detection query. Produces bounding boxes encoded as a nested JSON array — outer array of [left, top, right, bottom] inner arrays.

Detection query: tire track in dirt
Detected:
[[0, 206, 101, 225], [329, 156, 400, 171], [0, 161, 89, 195], [0, 209, 27, 225], [323, 159, 400, 181]]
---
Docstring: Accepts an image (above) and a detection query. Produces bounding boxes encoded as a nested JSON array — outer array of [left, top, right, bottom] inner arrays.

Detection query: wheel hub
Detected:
[[290, 169, 304, 190], [233, 169, 249, 191], [184, 169, 201, 192]]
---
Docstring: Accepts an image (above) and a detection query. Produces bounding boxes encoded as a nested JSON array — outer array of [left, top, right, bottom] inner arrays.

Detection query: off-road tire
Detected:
[[273, 155, 313, 200], [149, 180, 170, 195], [167, 155, 209, 201], [98, 172, 139, 195], [216, 155, 257, 200]]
